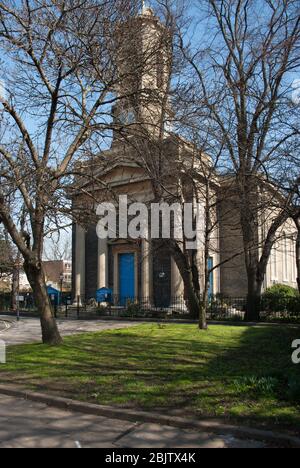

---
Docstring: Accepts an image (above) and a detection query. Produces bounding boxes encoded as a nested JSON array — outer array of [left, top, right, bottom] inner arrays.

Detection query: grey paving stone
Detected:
[[45, 410, 136, 435], [116, 423, 269, 449], [116, 423, 227, 448], [0, 433, 79, 449], [221, 435, 266, 449], [0, 385, 275, 448]]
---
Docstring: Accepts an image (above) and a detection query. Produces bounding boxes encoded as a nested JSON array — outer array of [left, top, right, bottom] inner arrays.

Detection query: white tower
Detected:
[[113, 5, 172, 140]]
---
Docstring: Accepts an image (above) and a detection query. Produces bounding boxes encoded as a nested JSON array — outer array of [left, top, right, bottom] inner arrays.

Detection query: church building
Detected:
[[72, 7, 297, 306]]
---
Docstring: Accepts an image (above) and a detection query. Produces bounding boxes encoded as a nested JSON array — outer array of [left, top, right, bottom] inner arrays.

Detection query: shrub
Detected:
[[288, 295, 300, 315], [126, 301, 143, 316], [262, 284, 299, 314]]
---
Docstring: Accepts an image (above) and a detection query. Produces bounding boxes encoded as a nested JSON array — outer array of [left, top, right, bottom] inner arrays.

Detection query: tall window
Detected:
[[271, 243, 278, 281], [290, 235, 296, 282], [283, 234, 288, 282]]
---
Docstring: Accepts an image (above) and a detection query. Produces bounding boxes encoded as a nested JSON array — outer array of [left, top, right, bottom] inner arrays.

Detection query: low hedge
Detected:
[[262, 284, 300, 314]]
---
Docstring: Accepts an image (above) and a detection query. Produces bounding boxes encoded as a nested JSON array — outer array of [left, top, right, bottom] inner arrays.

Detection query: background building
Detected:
[[43, 260, 72, 292]]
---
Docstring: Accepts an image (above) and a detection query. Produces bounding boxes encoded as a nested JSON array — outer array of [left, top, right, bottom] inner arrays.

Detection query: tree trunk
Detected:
[[200, 247, 209, 330], [240, 181, 290, 321], [239, 188, 262, 322], [171, 245, 199, 318], [171, 243, 207, 328], [244, 270, 262, 322], [199, 302, 208, 329], [200, 181, 210, 331], [24, 261, 62, 345], [183, 271, 201, 320], [199, 285, 208, 330]]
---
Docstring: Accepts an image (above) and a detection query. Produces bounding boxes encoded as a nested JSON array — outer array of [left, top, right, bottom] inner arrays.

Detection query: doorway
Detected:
[[119, 253, 135, 305]]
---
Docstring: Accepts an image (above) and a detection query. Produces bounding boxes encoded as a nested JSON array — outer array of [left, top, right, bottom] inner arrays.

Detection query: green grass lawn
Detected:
[[1, 323, 300, 430]]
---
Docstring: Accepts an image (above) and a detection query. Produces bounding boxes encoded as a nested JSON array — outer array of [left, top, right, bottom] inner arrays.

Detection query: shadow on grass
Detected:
[[1, 324, 300, 430]]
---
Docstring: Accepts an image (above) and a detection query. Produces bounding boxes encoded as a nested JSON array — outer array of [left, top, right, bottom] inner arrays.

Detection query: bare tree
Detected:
[[0, 0, 141, 344], [44, 236, 72, 261], [177, 0, 300, 320], [112, 0, 244, 329]]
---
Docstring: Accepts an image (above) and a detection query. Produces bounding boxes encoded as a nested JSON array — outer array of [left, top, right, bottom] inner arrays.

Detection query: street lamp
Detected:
[[59, 273, 64, 307]]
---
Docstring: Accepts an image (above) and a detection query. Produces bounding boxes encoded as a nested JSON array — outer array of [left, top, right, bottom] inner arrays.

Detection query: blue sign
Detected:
[[96, 288, 112, 303], [47, 286, 60, 306]]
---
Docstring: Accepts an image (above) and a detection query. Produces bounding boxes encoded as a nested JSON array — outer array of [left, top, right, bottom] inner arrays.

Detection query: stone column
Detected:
[[97, 238, 108, 289], [141, 239, 151, 300], [74, 224, 86, 304], [113, 252, 119, 297], [171, 257, 184, 299]]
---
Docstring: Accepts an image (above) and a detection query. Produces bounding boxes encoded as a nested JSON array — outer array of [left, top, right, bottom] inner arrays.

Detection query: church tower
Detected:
[[72, 4, 182, 308], [112, 5, 172, 141]]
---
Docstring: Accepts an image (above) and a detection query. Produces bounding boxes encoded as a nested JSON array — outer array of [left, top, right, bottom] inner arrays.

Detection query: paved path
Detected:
[[0, 321, 8, 332], [0, 318, 138, 346], [0, 394, 266, 448]]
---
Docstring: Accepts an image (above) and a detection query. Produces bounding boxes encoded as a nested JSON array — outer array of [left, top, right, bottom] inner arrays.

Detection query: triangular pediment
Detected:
[[98, 162, 149, 186]]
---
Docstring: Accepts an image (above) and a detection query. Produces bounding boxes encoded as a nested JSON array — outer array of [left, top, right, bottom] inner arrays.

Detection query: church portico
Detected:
[[72, 221, 186, 307]]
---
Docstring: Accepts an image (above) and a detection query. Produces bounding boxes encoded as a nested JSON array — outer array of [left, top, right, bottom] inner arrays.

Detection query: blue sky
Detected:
[[1, 0, 299, 258]]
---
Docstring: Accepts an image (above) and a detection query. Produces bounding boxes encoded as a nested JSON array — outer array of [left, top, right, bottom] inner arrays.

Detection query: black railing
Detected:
[[207, 296, 246, 321], [0, 292, 69, 318], [1, 292, 299, 323], [59, 294, 300, 322], [56, 295, 190, 320], [58, 295, 248, 321], [0, 294, 11, 312]]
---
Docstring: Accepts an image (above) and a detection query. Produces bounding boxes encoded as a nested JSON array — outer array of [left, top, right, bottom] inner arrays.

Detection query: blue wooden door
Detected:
[[208, 257, 214, 297], [119, 253, 135, 305]]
